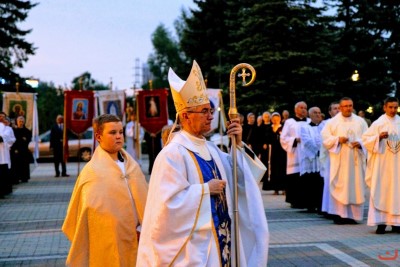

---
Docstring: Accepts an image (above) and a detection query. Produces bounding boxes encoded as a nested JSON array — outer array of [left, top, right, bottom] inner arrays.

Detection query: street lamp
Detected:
[[351, 70, 360, 82], [26, 79, 39, 88]]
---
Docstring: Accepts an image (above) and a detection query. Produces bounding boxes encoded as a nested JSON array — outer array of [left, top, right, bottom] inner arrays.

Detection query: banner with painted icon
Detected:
[[63, 90, 95, 162], [2, 92, 36, 130], [64, 90, 95, 135], [96, 90, 126, 124], [137, 89, 169, 134], [2, 92, 40, 161]]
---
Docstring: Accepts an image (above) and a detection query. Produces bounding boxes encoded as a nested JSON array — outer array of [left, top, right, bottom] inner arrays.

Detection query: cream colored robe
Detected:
[[321, 113, 368, 220], [137, 131, 269, 267], [362, 114, 400, 226], [62, 146, 148, 267]]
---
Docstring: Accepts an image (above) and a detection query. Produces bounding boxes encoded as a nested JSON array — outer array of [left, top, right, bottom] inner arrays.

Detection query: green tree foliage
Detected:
[[34, 82, 64, 133], [146, 24, 186, 90], [179, 0, 232, 89], [165, 0, 400, 118], [0, 0, 37, 86], [146, 24, 188, 118], [230, 1, 339, 113], [327, 0, 400, 113]]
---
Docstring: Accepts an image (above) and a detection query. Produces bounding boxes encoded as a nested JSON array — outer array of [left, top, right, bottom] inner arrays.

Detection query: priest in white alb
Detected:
[[136, 60, 269, 266], [321, 97, 368, 224], [362, 96, 400, 234]]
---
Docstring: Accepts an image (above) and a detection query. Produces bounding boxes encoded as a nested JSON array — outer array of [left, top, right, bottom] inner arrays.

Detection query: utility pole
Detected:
[[134, 58, 141, 89]]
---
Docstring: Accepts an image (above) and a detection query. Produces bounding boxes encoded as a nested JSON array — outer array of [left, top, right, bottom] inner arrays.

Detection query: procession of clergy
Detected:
[[61, 60, 400, 266], [273, 96, 400, 236]]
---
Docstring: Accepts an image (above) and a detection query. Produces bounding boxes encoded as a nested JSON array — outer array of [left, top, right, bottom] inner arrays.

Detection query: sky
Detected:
[[18, 0, 196, 90]]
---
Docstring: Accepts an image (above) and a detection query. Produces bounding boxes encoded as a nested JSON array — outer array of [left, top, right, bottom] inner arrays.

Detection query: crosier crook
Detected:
[[228, 63, 256, 267]]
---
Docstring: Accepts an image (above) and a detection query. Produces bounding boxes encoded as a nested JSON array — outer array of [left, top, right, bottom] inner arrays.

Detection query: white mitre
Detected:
[[168, 60, 210, 113]]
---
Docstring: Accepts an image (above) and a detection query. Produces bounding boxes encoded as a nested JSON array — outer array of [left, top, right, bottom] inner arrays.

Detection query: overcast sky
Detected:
[[18, 0, 195, 90]]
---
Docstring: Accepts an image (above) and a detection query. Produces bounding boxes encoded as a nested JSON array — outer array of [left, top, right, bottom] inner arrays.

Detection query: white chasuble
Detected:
[[362, 114, 400, 225], [137, 131, 269, 267]]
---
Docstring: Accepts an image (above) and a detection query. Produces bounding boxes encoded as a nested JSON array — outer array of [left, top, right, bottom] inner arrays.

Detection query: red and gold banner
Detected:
[[64, 90, 95, 135], [137, 89, 169, 134], [63, 90, 95, 162]]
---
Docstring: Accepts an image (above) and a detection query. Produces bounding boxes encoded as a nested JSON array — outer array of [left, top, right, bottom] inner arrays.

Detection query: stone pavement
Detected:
[[0, 157, 399, 266]]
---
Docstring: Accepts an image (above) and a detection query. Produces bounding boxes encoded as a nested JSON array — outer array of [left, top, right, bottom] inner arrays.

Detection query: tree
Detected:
[[179, 0, 238, 90], [34, 82, 64, 134], [0, 0, 37, 88], [178, 0, 339, 114], [326, 0, 400, 117], [149, 0, 400, 119], [235, 1, 340, 113], [146, 24, 186, 90]]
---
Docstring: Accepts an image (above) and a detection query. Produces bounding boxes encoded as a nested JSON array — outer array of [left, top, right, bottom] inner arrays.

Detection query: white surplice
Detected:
[[299, 123, 323, 175], [280, 118, 309, 175], [321, 113, 368, 221], [362, 114, 400, 226], [0, 123, 16, 168], [137, 131, 269, 267]]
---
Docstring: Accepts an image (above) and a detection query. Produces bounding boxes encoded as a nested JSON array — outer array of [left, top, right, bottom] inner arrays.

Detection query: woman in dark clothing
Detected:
[[259, 112, 272, 189], [262, 112, 287, 194], [11, 116, 32, 183]]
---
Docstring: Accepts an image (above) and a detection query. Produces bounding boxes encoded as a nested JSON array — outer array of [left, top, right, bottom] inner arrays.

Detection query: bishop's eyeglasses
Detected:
[[186, 108, 215, 116]]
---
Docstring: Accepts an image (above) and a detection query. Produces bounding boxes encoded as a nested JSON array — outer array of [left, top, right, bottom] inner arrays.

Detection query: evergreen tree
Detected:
[[0, 0, 37, 88], [228, 0, 339, 113], [179, 0, 232, 89], [326, 1, 400, 114]]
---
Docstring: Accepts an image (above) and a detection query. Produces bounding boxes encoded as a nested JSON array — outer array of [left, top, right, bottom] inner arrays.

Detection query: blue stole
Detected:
[[193, 153, 231, 266]]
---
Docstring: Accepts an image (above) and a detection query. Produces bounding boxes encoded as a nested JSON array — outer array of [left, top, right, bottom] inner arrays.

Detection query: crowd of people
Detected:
[[0, 112, 32, 198], [60, 88, 400, 266], [3, 64, 400, 266], [62, 60, 269, 266], [240, 96, 400, 236]]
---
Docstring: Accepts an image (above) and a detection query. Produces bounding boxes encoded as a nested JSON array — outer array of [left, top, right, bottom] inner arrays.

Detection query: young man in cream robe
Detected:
[[62, 114, 148, 267], [362, 96, 400, 234], [137, 61, 269, 267], [321, 97, 368, 224]]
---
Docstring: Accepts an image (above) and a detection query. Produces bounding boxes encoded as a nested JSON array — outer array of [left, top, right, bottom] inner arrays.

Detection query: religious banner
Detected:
[[64, 90, 95, 135], [2, 92, 36, 130], [2, 92, 40, 162], [63, 90, 95, 162], [96, 90, 126, 123], [137, 89, 169, 134]]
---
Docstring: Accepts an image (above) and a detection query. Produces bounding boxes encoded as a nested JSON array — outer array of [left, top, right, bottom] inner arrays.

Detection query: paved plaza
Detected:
[[0, 156, 399, 266]]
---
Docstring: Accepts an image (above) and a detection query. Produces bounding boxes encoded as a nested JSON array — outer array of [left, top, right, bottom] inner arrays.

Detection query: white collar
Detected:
[[181, 130, 211, 160]]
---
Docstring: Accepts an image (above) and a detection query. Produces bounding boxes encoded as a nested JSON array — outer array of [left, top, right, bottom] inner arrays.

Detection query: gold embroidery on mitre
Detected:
[[168, 60, 209, 113]]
